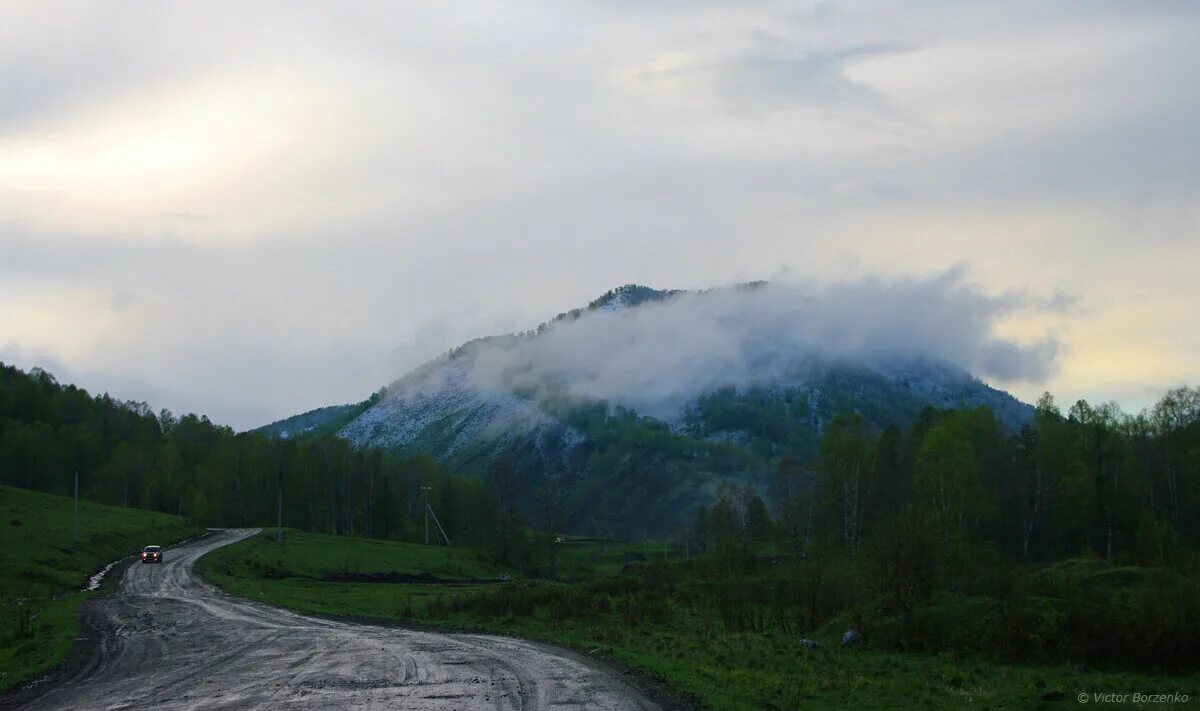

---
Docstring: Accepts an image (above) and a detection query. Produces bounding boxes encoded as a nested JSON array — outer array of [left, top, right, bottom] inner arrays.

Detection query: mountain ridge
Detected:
[[259, 282, 1034, 531]]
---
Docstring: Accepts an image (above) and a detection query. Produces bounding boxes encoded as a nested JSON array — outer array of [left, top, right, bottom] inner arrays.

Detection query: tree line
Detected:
[[0, 363, 499, 548], [5, 357, 1200, 574], [685, 388, 1200, 669], [693, 388, 1200, 565]]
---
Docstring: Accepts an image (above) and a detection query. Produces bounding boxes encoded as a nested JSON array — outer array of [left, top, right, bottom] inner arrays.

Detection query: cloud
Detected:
[[715, 43, 906, 115], [1, 1, 1197, 428], [461, 271, 1059, 419]]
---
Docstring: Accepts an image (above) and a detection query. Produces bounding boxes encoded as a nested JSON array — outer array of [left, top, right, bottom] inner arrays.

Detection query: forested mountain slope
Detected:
[[267, 284, 1035, 532]]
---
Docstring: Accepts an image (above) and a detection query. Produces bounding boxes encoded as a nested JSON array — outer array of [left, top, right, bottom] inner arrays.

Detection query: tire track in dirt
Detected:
[[14, 529, 664, 711]]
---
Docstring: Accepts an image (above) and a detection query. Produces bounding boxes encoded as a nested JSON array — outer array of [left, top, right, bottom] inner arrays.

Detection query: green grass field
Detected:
[[205, 527, 509, 581], [554, 534, 676, 577], [0, 485, 197, 691], [199, 529, 1200, 710]]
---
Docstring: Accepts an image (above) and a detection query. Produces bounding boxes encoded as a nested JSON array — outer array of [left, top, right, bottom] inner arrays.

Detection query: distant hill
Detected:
[[256, 395, 381, 441], [262, 283, 1034, 532]]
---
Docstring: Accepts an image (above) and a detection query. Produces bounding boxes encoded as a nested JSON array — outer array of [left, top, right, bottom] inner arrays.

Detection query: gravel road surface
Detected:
[[16, 529, 661, 710]]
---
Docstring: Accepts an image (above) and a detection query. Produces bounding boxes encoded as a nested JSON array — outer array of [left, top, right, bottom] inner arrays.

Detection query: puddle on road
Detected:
[[84, 558, 125, 591]]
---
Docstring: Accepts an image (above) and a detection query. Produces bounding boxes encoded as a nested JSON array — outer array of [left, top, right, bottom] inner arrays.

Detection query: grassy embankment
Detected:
[[0, 485, 196, 691], [199, 529, 1199, 710]]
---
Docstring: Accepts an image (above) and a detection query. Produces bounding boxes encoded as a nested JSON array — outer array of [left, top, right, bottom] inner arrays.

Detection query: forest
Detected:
[[698, 388, 1200, 564], [0, 363, 498, 548], [5, 359, 1199, 547], [4, 360, 1199, 568], [3, 360, 1200, 671], [684, 390, 1200, 670]]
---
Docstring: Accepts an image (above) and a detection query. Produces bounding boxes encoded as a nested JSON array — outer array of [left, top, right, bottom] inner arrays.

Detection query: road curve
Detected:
[[18, 529, 662, 711]]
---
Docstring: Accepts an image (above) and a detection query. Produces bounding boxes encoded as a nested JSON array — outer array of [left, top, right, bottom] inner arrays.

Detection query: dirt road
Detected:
[[17, 529, 662, 710]]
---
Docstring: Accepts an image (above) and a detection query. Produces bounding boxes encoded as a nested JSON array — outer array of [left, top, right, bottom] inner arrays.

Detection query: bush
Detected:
[[986, 595, 1066, 662], [617, 592, 671, 626], [1061, 575, 1200, 670], [865, 594, 998, 655]]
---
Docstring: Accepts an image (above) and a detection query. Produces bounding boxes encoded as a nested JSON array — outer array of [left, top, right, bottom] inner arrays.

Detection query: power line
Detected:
[[427, 503, 451, 547]]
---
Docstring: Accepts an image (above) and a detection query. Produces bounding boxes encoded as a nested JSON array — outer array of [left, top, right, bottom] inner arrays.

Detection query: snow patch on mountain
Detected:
[[328, 276, 1050, 467], [339, 348, 583, 455]]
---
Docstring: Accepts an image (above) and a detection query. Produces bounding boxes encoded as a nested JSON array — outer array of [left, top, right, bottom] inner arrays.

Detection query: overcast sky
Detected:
[[2, 1, 1198, 429]]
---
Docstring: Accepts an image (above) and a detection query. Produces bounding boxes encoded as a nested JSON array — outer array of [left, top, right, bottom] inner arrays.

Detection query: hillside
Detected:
[[0, 486, 196, 691], [0, 361, 498, 552], [265, 283, 1034, 533], [255, 394, 381, 440]]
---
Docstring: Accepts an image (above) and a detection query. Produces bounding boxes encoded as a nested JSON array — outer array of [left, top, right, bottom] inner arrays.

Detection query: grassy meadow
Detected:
[[0, 485, 196, 691], [198, 529, 1199, 710]]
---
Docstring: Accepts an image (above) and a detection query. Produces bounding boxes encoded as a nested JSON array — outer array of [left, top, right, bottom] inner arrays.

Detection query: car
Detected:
[[140, 545, 163, 564]]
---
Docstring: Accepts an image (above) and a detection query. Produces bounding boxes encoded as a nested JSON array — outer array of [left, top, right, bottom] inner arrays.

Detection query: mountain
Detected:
[[257, 396, 380, 440], [262, 283, 1034, 533]]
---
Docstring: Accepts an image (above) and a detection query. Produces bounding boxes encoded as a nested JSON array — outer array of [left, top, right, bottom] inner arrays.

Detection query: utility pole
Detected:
[[420, 485, 432, 544], [277, 485, 282, 543], [73, 471, 79, 545]]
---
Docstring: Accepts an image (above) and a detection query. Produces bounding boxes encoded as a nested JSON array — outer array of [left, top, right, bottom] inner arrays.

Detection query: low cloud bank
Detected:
[[440, 270, 1061, 418]]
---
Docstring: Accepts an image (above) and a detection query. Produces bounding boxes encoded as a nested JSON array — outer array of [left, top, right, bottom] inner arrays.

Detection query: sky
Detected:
[[2, 1, 1198, 430]]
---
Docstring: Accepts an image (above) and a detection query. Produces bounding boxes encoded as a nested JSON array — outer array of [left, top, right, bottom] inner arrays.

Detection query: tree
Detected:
[[914, 416, 981, 544], [818, 414, 876, 558], [1012, 393, 1067, 559], [872, 425, 905, 524], [742, 485, 772, 544], [708, 481, 754, 572], [774, 456, 809, 559], [1151, 387, 1200, 543], [484, 458, 528, 566], [536, 476, 565, 577], [1069, 399, 1130, 558]]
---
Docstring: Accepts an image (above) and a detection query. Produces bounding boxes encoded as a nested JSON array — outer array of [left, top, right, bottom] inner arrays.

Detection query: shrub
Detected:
[[617, 593, 671, 626]]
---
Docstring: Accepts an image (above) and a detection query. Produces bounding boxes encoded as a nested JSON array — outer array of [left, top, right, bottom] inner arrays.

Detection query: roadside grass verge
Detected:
[[201, 528, 509, 582], [0, 485, 196, 691], [200, 529, 1200, 710]]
